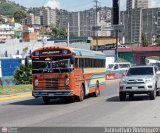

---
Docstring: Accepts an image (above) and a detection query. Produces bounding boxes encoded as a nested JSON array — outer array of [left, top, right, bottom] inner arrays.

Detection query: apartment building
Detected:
[[126, 0, 151, 11], [120, 7, 160, 44], [30, 7, 56, 26], [57, 7, 112, 37], [0, 24, 14, 40]]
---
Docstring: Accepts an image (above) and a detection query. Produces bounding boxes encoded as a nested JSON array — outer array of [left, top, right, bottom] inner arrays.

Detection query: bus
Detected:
[[30, 46, 106, 103]]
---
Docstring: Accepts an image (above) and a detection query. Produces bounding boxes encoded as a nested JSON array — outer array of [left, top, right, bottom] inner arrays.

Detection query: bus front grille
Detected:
[[45, 78, 59, 89]]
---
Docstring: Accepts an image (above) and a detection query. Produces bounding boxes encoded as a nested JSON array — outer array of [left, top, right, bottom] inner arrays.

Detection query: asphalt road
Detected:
[[0, 80, 160, 127]]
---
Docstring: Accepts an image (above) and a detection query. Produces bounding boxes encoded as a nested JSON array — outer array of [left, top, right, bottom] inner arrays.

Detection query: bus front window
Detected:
[[32, 59, 73, 74]]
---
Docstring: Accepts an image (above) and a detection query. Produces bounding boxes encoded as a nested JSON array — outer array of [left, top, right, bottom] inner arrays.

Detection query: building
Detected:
[[22, 27, 38, 42], [30, 7, 56, 26], [57, 7, 112, 37], [0, 24, 14, 40], [122, 8, 142, 44], [26, 13, 35, 25], [120, 7, 160, 45], [126, 0, 151, 11]]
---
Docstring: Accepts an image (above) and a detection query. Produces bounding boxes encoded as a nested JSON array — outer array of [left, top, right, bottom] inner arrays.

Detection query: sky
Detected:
[[11, 0, 160, 11]]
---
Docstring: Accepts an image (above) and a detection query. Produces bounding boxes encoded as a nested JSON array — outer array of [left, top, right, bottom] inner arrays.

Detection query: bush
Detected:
[[14, 63, 32, 84]]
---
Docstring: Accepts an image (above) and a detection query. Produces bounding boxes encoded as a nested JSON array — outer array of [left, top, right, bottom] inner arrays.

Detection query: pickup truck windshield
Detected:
[[127, 67, 153, 76]]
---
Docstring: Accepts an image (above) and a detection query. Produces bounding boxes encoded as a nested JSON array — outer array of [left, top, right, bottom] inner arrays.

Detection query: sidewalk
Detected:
[[0, 92, 32, 102]]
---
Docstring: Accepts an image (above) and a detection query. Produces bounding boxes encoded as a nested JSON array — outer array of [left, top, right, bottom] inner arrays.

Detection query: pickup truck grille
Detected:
[[127, 79, 144, 84]]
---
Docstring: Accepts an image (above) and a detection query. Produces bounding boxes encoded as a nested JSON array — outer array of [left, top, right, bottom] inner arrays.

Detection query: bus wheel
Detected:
[[43, 97, 51, 104], [78, 85, 85, 102], [93, 81, 100, 97]]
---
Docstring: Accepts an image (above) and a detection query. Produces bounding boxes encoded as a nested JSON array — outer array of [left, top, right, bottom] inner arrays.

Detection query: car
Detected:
[[107, 62, 131, 71], [119, 65, 160, 101]]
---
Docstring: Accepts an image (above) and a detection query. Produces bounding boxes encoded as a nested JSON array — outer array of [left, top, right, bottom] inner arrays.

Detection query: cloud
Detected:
[[120, 0, 126, 10], [44, 0, 62, 9], [151, 0, 160, 8]]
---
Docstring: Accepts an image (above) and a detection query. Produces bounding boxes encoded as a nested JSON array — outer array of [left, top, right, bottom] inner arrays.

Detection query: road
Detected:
[[0, 80, 160, 127]]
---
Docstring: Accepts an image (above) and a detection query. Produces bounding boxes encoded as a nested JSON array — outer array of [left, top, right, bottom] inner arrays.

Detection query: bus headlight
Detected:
[[66, 78, 70, 87], [35, 79, 39, 86]]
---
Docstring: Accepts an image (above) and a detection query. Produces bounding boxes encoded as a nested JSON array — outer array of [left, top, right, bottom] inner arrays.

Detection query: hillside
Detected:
[[0, 0, 26, 16]]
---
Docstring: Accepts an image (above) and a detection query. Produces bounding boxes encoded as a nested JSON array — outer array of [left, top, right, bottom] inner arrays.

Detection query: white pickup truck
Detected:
[[119, 65, 160, 101]]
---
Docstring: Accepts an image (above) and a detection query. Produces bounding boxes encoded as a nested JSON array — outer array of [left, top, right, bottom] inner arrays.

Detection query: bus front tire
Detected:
[[77, 85, 85, 102], [43, 97, 51, 104]]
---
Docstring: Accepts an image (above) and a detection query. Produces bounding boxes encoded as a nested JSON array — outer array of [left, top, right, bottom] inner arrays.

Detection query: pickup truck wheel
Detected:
[[150, 89, 156, 100], [43, 97, 51, 104], [119, 92, 126, 101], [129, 93, 134, 99], [156, 89, 160, 96]]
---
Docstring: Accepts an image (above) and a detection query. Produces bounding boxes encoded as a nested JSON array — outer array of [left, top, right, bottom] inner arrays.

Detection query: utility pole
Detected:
[[94, 0, 99, 51], [112, 0, 120, 62]]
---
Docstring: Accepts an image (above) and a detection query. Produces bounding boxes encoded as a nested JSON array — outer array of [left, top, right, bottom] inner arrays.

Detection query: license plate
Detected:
[[49, 93, 54, 96], [132, 87, 138, 89]]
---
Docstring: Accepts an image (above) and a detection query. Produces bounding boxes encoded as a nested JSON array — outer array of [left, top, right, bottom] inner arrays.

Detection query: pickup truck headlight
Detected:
[[120, 79, 127, 84], [145, 78, 152, 83]]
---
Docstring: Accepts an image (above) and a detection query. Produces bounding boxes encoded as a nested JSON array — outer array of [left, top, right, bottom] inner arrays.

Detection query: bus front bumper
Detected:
[[32, 90, 74, 97]]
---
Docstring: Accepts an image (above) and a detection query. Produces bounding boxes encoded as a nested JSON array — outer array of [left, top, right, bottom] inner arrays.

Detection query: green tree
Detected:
[[141, 32, 149, 47], [48, 25, 67, 38], [14, 64, 32, 85], [14, 10, 26, 23], [155, 34, 160, 46]]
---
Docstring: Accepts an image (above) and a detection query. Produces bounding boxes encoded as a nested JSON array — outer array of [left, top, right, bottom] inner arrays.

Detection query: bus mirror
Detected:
[[70, 56, 75, 64]]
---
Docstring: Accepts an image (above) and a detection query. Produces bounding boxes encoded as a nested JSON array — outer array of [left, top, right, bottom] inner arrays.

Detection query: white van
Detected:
[[107, 62, 131, 71]]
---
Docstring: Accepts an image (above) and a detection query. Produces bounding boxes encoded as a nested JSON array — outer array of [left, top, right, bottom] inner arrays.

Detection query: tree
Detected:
[[14, 64, 32, 85], [14, 10, 26, 23], [48, 25, 67, 38], [141, 32, 149, 47]]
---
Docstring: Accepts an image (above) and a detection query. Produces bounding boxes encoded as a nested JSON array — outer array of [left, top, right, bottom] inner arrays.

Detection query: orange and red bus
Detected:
[[31, 46, 106, 103]]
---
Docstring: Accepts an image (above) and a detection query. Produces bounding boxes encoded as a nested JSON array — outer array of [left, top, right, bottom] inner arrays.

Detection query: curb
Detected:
[[0, 92, 32, 102]]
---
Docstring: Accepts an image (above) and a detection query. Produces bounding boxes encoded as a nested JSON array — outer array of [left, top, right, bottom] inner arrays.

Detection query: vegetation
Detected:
[[118, 57, 128, 63], [141, 32, 149, 47], [14, 64, 32, 85], [48, 25, 67, 38], [0, 84, 32, 95], [0, 0, 26, 16], [14, 10, 27, 23]]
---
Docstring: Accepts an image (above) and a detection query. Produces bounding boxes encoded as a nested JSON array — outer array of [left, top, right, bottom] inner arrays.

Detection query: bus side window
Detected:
[[75, 58, 79, 68], [79, 58, 83, 67]]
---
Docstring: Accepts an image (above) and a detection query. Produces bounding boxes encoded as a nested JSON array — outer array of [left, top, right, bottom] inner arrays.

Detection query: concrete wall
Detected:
[[0, 39, 90, 58]]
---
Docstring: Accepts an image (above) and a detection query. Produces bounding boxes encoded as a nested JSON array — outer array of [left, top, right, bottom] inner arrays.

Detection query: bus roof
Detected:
[[32, 46, 106, 59]]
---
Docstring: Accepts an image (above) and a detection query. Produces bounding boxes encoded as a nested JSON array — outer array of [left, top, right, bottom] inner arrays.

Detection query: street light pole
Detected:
[[67, 22, 70, 47]]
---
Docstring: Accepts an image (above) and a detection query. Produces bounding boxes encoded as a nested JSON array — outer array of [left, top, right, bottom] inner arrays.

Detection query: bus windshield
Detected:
[[32, 59, 74, 74]]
